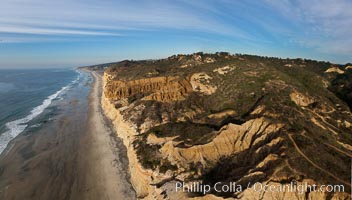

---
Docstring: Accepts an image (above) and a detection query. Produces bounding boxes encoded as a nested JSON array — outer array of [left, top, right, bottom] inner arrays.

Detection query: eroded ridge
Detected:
[[100, 53, 352, 200]]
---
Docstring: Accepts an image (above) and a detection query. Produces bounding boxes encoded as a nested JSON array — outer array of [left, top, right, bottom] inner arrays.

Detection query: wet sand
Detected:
[[0, 70, 135, 200]]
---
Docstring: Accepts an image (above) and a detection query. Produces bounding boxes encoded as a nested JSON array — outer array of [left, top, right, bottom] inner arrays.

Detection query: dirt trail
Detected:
[[288, 134, 351, 186], [323, 142, 352, 157]]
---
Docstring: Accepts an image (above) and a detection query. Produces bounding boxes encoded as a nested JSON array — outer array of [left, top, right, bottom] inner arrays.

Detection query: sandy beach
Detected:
[[0, 70, 135, 200], [72, 71, 136, 200]]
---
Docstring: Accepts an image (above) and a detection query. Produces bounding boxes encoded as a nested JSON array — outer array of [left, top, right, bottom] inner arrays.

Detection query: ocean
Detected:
[[0, 68, 80, 154]]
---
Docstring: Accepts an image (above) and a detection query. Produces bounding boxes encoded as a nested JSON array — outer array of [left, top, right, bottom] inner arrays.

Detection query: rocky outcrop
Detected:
[[290, 91, 315, 107], [204, 57, 216, 63], [325, 66, 344, 74], [190, 73, 217, 95], [213, 65, 235, 75]]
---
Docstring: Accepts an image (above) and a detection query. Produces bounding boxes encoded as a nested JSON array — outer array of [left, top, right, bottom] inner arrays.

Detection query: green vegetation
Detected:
[[134, 137, 178, 173], [148, 122, 216, 146]]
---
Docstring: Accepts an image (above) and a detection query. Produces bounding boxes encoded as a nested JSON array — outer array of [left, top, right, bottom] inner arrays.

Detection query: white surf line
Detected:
[[0, 70, 81, 155]]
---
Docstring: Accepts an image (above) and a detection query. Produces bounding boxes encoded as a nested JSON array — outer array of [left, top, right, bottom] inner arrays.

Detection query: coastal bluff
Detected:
[[101, 53, 352, 199]]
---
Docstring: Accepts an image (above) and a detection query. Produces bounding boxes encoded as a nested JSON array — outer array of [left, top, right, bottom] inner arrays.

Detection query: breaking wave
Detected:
[[0, 70, 81, 155]]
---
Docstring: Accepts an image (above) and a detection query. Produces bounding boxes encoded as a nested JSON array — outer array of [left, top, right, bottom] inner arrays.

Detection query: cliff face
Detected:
[[104, 76, 192, 103], [102, 91, 153, 198], [101, 53, 351, 200]]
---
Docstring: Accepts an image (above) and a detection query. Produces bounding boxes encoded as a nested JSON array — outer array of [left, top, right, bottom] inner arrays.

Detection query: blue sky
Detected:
[[0, 0, 351, 68]]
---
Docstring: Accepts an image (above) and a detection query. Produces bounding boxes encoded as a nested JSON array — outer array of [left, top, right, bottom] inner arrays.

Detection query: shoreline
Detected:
[[0, 69, 80, 156], [96, 73, 136, 196], [0, 69, 135, 199]]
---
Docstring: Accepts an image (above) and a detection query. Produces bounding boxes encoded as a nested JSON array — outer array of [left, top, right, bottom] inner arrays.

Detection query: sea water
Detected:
[[0, 68, 80, 154]]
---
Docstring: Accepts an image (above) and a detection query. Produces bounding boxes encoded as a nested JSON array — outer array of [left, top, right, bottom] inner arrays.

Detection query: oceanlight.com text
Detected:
[[175, 181, 345, 195]]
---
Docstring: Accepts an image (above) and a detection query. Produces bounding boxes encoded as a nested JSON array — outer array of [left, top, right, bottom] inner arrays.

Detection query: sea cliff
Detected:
[[101, 53, 351, 199]]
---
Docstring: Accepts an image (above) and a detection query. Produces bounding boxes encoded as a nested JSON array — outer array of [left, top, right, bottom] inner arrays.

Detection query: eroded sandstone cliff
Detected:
[[101, 53, 351, 200], [104, 76, 192, 103]]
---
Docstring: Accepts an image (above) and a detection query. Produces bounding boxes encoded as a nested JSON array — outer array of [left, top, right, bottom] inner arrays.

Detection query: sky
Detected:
[[0, 0, 351, 68]]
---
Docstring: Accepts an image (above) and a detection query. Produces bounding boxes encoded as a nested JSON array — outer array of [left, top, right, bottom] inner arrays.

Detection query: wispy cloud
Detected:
[[0, 0, 260, 42], [264, 0, 352, 56], [0, 0, 351, 66], [0, 25, 120, 36]]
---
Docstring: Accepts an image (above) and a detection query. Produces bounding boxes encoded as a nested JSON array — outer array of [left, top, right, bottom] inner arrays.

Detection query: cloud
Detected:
[[0, 0, 258, 43], [264, 0, 352, 56], [0, 25, 120, 36], [0, 0, 350, 63]]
